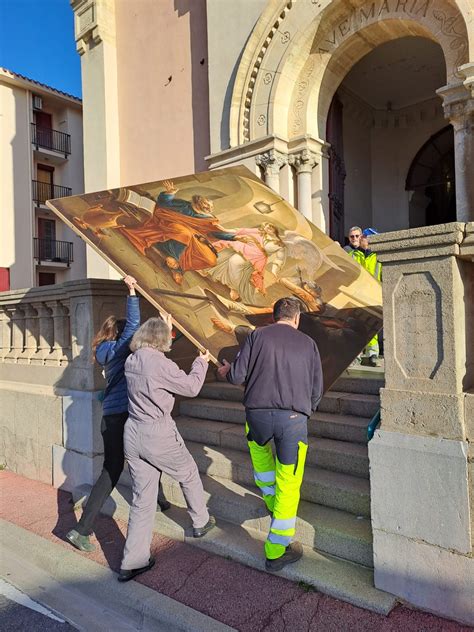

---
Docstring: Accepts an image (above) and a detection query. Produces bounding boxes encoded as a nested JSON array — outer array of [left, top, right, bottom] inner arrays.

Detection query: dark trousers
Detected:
[[76, 412, 128, 535], [76, 412, 168, 536]]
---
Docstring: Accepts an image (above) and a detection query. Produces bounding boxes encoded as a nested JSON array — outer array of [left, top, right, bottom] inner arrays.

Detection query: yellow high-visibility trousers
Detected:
[[245, 410, 308, 560]]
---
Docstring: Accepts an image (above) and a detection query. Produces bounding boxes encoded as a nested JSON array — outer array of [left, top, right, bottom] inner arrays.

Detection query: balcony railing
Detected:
[[31, 123, 71, 156], [33, 238, 73, 265], [32, 180, 72, 204]]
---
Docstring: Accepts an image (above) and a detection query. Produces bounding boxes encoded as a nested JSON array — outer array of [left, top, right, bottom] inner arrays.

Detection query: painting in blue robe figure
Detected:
[[47, 165, 382, 391]]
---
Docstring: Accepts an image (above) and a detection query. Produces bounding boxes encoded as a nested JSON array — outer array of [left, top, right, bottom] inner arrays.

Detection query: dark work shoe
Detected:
[[265, 542, 303, 572], [193, 515, 216, 538], [66, 529, 96, 553], [117, 557, 155, 583], [157, 499, 171, 512]]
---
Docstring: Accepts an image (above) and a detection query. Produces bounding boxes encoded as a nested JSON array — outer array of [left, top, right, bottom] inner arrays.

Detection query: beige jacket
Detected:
[[125, 347, 207, 423]]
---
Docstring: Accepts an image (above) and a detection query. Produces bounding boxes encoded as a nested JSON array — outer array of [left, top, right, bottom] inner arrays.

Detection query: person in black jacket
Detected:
[[218, 297, 323, 572], [66, 275, 170, 552]]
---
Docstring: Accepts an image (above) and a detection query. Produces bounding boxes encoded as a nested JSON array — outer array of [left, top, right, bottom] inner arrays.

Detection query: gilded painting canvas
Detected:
[[47, 166, 382, 390]]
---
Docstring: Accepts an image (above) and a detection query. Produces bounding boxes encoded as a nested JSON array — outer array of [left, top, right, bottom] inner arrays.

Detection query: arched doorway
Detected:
[[224, 0, 472, 229], [406, 126, 456, 227], [327, 36, 450, 236]]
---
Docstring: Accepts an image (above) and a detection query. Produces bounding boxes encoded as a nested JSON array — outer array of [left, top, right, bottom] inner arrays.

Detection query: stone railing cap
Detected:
[[370, 222, 474, 262], [0, 278, 127, 306]]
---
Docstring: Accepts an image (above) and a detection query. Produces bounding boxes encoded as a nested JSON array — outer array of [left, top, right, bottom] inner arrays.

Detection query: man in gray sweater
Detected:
[[218, 297, 323, 572]]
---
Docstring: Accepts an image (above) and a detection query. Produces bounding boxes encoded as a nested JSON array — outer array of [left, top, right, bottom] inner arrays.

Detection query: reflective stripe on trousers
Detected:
[[246, 422, 276, 509]]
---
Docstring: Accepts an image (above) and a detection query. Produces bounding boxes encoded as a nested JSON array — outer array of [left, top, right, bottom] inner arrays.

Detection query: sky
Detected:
[[0, 0, 82, 98]]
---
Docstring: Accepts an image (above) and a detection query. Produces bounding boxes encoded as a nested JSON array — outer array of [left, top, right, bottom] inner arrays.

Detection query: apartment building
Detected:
[[0, 68, 86, 290]]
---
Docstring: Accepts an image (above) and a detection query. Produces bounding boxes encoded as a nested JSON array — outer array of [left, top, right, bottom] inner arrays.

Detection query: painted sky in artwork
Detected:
[[47, 166, 382, 390]]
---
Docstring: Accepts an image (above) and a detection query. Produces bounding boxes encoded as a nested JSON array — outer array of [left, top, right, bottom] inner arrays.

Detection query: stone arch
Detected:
[[230, 0, 470, 146]]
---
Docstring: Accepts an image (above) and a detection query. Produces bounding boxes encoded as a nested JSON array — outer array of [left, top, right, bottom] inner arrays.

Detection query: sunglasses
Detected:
[[349, 234, 361, 239]]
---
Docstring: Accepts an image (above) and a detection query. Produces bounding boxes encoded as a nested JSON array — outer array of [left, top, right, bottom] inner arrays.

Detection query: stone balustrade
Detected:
[[0, 279, 158, 488]]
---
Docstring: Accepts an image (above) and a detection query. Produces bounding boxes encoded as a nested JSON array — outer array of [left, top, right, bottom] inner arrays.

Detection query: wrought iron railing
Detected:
[[33, 238, 74, 265], [31, 123, 71, 156], [32, 180, 72, 204]]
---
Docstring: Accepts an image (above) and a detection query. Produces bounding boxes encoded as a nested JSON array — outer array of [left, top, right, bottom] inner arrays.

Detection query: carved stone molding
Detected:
[[437, 82, 474, 132], [288, 149, 318, 173], [255, 150, 288, 176], [71, 0, 116, 56], [242, 1, 294, 141]]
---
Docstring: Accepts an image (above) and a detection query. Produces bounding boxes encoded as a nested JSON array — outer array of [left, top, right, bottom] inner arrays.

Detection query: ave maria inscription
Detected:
[[314, 0, 433, 54]]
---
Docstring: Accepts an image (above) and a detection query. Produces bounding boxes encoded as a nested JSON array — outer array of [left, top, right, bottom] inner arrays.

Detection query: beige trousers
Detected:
[[120, 415, 209, 570]]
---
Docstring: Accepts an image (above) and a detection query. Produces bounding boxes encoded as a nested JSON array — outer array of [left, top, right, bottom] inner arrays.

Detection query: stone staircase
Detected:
[[176, 379, 379, 563], [100, 372, 397, 613]]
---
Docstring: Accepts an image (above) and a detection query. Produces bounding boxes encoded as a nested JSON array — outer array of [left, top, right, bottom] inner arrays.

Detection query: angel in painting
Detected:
[[204, 223, 342, 304]]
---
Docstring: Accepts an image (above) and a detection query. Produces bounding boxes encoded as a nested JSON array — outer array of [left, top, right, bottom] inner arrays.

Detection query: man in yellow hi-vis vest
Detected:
[[344, 227, 382, 366], [360, 229, 382, 366], [218, 297, 323, 572]]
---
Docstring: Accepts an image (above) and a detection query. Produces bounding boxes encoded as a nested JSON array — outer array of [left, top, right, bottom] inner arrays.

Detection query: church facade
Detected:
[[58, 0, 474, 623], [72, 0, 473, 268]]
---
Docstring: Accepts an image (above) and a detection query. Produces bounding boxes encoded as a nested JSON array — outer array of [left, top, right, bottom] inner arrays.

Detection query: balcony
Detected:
[[31, 123, 71, 160], [32, 180, 72, 205], [33, 238, 73, 266]]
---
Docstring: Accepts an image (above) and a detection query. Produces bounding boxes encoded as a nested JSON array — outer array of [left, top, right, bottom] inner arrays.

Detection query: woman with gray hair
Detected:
[[118, 316, 215, 582]]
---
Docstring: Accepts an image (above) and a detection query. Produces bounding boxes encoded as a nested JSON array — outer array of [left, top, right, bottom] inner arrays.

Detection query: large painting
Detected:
[[47, 166, 382, 390]]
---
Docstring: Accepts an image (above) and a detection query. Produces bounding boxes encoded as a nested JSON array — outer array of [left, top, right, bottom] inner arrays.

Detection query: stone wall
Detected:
[[0, 280, 161, 489], [370, 222, 474, 625]]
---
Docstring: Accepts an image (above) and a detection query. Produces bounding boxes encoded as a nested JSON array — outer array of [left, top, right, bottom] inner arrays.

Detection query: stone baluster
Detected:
[[0, 307, 10, 362], [4, 306, 25, 363], [47, 300, 72, 365], [23, 303, 40, 363], [32, 302, 54, 365], [288, 149, 317, 220], [255, 149, 287, 193]]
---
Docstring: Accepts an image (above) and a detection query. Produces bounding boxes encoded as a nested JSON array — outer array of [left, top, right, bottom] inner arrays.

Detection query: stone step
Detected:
[[176, 416, 369, 479], [183, 441, 370, 517], [332, 374, 384, 395], [318, 391, 379, 418], [312, 411, 369, 444], [116, 469, 373, 567], [73, 484, 395, 615], [197, 383, 379, 418], [180, 398, 370, 444]]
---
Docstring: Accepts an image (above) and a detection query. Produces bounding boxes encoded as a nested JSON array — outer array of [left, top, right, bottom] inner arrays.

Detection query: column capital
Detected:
[[288, 149, 318, 173], [437, 81, 474, 131], [255, 149, 288, 176]]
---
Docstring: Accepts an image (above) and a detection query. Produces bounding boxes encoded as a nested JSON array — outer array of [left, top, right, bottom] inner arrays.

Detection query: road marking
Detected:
[[0, 578, 65, 623]]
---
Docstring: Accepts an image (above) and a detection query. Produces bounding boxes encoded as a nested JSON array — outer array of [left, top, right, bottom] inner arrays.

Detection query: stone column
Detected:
[[288, 149, 317, 220], [255, 149, 287, 193], [437, 71, 474, 223], [369, 223, 474, 626]]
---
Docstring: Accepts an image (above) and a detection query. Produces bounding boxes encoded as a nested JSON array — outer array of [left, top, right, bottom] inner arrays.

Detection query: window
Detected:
[[38, 272, 56, 286]]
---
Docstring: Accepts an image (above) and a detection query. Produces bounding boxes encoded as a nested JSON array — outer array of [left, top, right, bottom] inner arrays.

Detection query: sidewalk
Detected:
[[0, 471, 471, 631]]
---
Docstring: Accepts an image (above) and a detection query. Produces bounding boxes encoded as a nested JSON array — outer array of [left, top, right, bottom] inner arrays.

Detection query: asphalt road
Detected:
[[0, 587, 76, 631]]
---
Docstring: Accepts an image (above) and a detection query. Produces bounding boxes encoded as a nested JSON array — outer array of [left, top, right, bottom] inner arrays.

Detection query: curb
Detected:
[[0, 519, 235, 632]]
